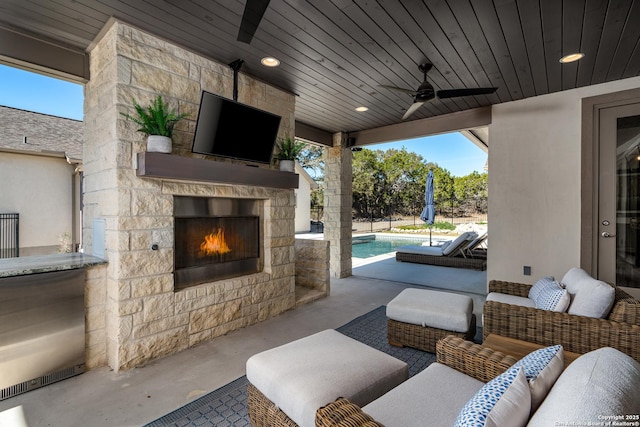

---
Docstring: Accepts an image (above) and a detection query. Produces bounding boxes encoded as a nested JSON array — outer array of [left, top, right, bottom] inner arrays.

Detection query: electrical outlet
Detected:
[[523, 266, 532, 276]]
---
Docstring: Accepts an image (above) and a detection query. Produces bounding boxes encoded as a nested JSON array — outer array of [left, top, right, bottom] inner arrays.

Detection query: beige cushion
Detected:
[[561, 268, 615, 318], [560, 267, 591, 289], [387, 288, 473, 333], [454, 366, 531, 427], [528, 347, 640, 426], [363, 362, 484, 427], [486, 292, 536, 308], [442, 232, 476, 256], [246, 329, 408, 427], [512, 345, 564, 412]]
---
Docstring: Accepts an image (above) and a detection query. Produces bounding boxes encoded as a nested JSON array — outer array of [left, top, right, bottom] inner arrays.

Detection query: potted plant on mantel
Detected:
[[120, 95, 189, 153], [274, 136, 305, 172]]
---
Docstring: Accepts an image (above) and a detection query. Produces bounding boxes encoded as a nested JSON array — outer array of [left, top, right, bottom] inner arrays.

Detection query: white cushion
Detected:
[[561, 267, 592, 290], [442, 232, 476, 256], [364, 362, 484, 427], [246, 329, 408, 427], [568, 277, 615, 318], [532, 279, 570, 312], [387, 288, 473, 333], [512, 345, 564, 412], [560, 267, 615, 318], [454, 366, 531, 427], [486, 292, 536, 308], [395, 245, 444, 256], [528, 347, 640, 426]]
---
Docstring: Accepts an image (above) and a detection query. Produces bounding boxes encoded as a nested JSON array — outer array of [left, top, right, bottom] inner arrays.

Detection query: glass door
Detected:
[[598, 104, 640, 287]]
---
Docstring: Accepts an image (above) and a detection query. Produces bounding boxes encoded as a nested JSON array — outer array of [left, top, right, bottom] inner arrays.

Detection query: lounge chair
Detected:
[[462, 232, 487, 259], [395, 232, 487, 270]]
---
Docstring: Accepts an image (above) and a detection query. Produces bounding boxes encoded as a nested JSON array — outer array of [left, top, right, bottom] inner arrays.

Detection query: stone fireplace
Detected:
[[174, 196, 262, 289], [82, 21, 301, 371]]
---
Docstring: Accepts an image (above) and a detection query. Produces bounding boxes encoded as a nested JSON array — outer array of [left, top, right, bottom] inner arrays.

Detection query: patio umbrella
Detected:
[[420, 170, 435, 245]]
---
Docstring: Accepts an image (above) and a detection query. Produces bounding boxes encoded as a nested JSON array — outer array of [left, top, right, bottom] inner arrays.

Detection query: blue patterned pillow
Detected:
[[533, 279, 570, 312], [513, 345, 564, 412], [528, 276, 555, 301], [454, 366, 531, 427]]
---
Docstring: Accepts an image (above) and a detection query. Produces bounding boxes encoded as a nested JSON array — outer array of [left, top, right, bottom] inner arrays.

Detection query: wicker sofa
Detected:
[[483, 277, 640, 362], [315, 336, 640, 427]]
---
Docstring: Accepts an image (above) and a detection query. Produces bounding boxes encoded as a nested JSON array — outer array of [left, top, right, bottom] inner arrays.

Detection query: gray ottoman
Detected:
[[387, 288, 476, 352], [246, 329, 408, 427]]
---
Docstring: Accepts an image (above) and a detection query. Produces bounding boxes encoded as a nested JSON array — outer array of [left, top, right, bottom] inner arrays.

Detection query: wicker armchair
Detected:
[[483, 280, 640, 361], [315, 336, 516, 427]]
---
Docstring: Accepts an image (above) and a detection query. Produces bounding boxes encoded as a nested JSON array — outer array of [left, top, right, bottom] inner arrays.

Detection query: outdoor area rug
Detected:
[[144, 305, 482, 427]]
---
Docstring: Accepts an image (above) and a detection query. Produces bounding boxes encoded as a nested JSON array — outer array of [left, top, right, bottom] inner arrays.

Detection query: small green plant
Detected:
[[274, 136, 305, 161], [120, 95, 188, 137], [434, 221, 456, 230]]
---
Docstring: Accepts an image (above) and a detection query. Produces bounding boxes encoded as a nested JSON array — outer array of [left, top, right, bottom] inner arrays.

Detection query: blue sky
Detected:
[[0, 64, 486, 176]]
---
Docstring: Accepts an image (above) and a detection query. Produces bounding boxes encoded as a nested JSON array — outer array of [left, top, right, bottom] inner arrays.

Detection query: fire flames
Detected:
[[199, 229, 231, 256]]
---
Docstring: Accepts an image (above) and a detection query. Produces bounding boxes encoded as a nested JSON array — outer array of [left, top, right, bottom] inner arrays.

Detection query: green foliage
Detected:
[[274, 136, 306, 160], [350, 146, 487, 220], [120, 95, 188, 137], [397, 221, 455, 231], [434, 221, 456, 230]]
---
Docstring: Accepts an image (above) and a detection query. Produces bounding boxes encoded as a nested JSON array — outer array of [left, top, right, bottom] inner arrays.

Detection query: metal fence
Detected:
[[312, 197, 487, 234], [0, 213, 19, 258]]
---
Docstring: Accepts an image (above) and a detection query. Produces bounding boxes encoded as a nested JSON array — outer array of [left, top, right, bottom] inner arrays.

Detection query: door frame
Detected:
[[581, 87, 640, 279]]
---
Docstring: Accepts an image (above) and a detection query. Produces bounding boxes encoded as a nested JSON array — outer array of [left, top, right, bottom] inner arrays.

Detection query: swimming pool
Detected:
[[352, 235, 436, 258]]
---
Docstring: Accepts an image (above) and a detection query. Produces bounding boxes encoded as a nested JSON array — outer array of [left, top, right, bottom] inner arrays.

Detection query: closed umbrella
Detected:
[[420, 170, 435, 245]]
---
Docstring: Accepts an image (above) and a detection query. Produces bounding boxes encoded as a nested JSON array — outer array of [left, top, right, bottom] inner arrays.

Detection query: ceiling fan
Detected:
[[237, 0, 271, 44], [381, 63, 498, 120]]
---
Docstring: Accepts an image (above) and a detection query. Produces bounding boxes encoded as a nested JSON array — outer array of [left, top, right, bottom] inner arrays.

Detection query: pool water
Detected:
[[352, 235, 433, 258]]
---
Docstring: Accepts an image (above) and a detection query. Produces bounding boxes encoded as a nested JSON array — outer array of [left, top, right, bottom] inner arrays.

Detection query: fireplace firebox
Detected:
[[174, 196, 262, 289]]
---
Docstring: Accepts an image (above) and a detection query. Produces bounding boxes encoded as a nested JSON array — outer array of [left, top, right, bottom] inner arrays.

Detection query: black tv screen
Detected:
[[192, 91, 282, 164]]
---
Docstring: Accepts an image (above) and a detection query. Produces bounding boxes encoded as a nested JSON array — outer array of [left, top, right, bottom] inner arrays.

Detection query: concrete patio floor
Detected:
[[0, 257, 487, 427]]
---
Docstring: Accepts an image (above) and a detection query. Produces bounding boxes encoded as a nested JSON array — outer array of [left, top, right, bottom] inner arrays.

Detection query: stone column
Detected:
[[324, 133, 352, 278]]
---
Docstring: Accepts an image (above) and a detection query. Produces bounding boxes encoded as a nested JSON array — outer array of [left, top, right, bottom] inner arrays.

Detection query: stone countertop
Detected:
[[0, 253, 107, 278]]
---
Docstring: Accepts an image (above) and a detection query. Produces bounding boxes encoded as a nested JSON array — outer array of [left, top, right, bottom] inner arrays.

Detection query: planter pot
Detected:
[[147, 135, 172, 153], [279, 159, 295, 172]]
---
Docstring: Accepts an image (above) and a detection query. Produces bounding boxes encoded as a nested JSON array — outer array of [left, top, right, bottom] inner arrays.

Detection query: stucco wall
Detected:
[[0, 151, 76, 255], [295, 173, 312, 233], [488, 75, 640, 285]]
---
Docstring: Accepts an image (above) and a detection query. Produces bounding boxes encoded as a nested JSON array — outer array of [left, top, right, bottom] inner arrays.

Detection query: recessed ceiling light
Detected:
[[261, 57, 280, 67], [355, 106, 368, 112], [559, 53, 585, 63]]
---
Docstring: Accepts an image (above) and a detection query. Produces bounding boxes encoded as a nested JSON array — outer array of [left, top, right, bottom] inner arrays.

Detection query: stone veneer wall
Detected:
[[83, 21, 297, 371], [294, 239, 330, 294], [325, 133, 353, 278]]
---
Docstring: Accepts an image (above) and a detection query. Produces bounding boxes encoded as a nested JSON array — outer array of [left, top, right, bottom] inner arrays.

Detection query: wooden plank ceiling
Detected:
[[0, 0, 639, 136]]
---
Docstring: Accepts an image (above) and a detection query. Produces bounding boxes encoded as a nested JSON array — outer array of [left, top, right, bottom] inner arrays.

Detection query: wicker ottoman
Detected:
[[387, 288, 476, 352], [246, 329, 408, 427]]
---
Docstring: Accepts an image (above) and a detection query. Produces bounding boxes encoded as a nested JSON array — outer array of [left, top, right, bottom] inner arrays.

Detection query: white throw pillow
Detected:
[[528, 348, 640, 426], [560, 267, 592, 291], [567, 277, 615, 318], [454, 366, 531, 427], [512, 345, 564, 412], [533, 279, 570, 312]]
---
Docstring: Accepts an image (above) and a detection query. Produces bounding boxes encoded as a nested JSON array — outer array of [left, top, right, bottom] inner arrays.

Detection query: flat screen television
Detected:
[[192, 91, 282, 164]]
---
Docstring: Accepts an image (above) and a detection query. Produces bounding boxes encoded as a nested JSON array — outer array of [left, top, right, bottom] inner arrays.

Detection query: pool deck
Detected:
[[296, 232, 487, 321]]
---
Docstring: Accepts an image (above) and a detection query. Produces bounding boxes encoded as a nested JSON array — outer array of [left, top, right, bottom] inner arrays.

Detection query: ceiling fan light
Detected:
[[559, 53, 585, 63], [355, 106, 368, 112], [261, 57, 280, 67]]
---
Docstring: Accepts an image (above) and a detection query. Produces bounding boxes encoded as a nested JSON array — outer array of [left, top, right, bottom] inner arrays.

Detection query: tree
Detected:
[[350, 145, 488, 221]]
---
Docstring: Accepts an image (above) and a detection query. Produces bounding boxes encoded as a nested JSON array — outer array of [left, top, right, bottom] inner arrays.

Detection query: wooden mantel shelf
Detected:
[[136, 152, 299, 189]]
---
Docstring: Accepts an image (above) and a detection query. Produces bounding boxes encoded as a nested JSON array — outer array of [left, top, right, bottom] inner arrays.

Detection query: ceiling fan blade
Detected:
[[402, 101, 424, 120], [379, 85, 417, 96], [237, 0, 271, 44], [436, 87, 498, 98]]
